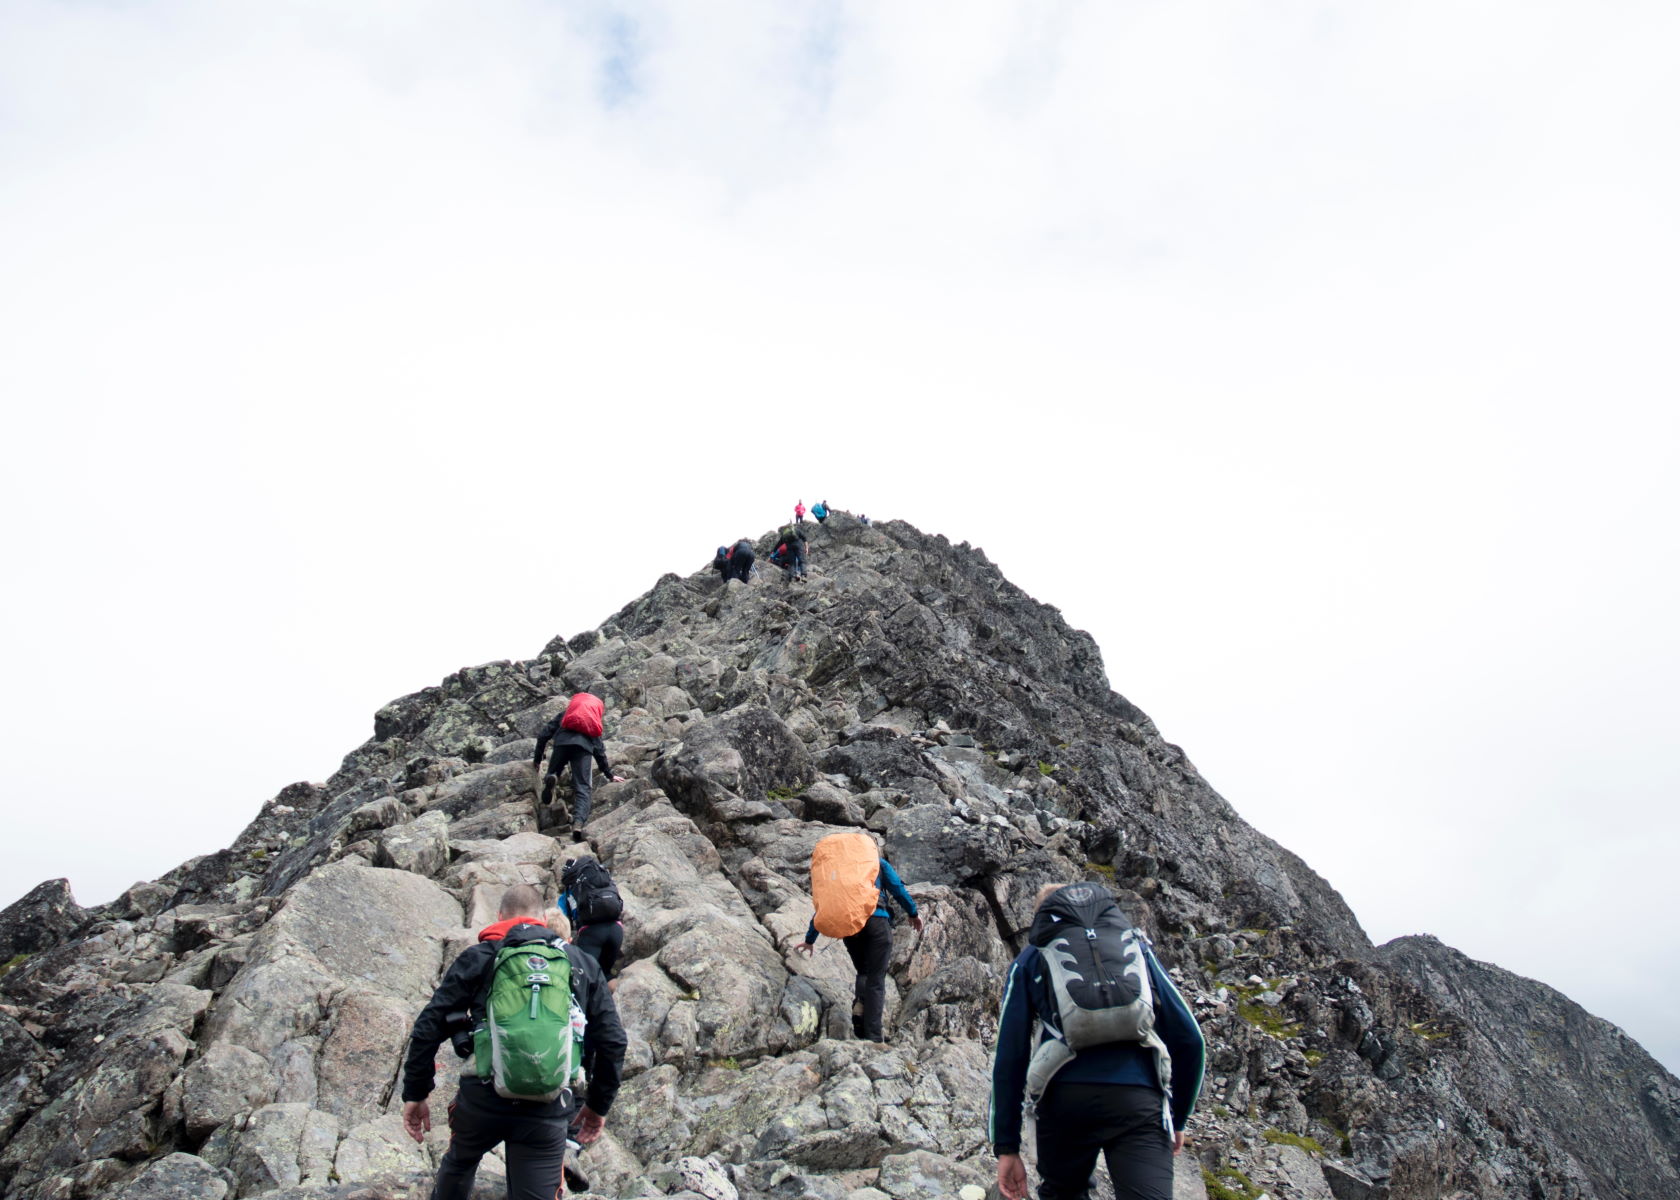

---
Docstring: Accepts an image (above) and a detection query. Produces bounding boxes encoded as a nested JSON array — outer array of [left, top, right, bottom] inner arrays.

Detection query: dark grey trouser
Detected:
[[547, 744, 596, 827], [433, 1077, 570, 1200], [843, 915, 893, 1040], [1034, 1082, 1174, 1200]]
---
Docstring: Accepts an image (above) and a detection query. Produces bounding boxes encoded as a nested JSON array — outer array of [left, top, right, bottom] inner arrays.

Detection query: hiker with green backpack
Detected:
[[401, 884, 627, 1200]]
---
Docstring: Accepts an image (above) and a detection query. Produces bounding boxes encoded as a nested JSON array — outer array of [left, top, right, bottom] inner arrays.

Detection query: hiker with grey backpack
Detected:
[[989, 883, 1205, 1200], [400, 884, 627, 1200]]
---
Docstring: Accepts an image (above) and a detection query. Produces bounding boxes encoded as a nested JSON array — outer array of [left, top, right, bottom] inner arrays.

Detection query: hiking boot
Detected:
[[563, 1159, 590, 1194], [571, 829, 586, 843]]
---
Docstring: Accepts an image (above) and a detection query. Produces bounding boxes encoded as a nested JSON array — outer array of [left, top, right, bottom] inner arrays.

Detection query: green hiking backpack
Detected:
[[473, 938, 586, 1102]]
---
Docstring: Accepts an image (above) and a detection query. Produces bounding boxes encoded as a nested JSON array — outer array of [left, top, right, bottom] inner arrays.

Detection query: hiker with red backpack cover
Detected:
[[533, 693, 624, 841], [796, 832, 922, 1041]]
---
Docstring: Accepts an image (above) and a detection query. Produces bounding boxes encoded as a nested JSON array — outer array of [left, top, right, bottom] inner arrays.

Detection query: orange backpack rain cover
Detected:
[[810, 832, 880, 939], [560, 693, 605, 738]]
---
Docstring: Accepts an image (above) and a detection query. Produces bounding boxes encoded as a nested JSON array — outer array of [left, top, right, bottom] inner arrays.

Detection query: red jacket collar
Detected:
[[478, 916, 548, 943]]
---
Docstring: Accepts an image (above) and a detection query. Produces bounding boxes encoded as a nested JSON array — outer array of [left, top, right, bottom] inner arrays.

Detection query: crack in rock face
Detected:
[[2, 513, 1675, 1200]]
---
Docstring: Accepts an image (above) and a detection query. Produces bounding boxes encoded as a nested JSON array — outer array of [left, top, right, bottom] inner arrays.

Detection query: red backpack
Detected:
[[560, 693, 604, 738]]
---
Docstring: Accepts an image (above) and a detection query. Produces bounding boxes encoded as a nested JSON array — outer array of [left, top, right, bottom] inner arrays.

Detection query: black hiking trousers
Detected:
[[547, 744, 596, 827], [844, 915, 893, 1040], [433, 1077, 570, 1200], [573, 922, 623, 979], [1033, 1082, 1174, 1200]]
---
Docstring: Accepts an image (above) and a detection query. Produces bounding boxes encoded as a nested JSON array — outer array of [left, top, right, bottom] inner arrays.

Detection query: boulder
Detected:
[[0, 878, 87, 960], [374, 810, 451, 878], [183, 1042, 276, 1139], [883, 804, 1008, 888], [109, 1152, 233, 1200]]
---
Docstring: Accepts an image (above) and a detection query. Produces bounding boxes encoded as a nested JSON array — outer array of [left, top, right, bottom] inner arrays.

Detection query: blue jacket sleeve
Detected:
[[559, 890, 577, 926], [989, 949, 1037, 1155], [878, 861, 918, 917], [1145, 945, 1205, 1131]]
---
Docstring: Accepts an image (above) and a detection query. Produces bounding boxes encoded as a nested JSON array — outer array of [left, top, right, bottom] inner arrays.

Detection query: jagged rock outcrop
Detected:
[[0, 513, 1673, 1200]]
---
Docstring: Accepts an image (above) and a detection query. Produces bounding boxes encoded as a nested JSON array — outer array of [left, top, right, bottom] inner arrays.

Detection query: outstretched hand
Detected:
[[611, 775, 626, 783], [997, 1153, 1027, 1200], [401, 1100, 430, 1144], [575, 1105, 606, 1145], [910, 916, 924, 932], [795, 941, 814, 957]]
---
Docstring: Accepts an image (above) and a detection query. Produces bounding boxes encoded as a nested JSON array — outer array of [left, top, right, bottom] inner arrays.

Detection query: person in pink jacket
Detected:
[[794, 500, 806, 525]]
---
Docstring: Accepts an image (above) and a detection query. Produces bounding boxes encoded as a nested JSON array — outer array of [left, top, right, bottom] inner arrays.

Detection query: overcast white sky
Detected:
[[2, 1, 1675, 1074]]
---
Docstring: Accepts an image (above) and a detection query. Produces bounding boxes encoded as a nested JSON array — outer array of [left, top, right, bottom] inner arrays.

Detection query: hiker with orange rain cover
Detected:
[[797, 832, 922, 1042], [533, 693, 624, 841]]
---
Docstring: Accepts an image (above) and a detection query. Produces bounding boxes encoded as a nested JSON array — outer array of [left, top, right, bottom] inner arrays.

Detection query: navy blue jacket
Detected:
[[988, 937, 1204, 1154], [804, 860, 918, 944]]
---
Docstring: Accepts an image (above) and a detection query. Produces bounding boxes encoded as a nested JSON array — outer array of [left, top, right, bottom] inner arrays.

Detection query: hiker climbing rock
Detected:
[[725, 538, 755, 583], [559, 856, 624, 980], [797, 832, 921, 1042], [770, 527, 808, 584], [812, 500, 829, 524], [989, 883, 1205, 1200], [400, 884, 627, 1200], [710, 545, 730, 581], [533, 693, 624, 840]]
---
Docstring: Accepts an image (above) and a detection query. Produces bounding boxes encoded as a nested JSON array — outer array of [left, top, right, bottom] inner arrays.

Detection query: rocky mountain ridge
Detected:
[[1, 513, 1674, 1200]]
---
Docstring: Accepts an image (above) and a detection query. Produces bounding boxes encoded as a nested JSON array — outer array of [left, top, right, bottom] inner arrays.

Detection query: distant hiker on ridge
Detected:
[[771, 526, 808, 584], [724, 538, 755, 583], [794, 499, 806, 525], [989, 882, 1205, 1200], [812, 500, 829, 524], [401, 883, 627, 1200], [534, 693, 624, 841], [797, 832, 921, 1042], [710, 545, 731, 581]]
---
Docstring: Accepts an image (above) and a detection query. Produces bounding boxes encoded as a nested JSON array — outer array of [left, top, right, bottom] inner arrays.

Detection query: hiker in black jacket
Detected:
[[533, 693, 623, 839], [772, 528, 808, 583], [401, 884, 627, 1200], [725, 538, 755, 583]]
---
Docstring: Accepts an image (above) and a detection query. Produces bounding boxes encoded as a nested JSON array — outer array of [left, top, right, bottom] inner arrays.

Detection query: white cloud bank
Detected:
[[1, 1, 1675, 1072]]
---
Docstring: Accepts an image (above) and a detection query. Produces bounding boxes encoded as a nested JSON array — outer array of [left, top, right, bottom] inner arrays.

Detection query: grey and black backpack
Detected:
[[1024, 883, 1171, 1103]]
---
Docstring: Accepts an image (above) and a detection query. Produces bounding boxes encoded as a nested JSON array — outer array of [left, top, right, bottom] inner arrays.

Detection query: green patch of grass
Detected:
[[1212, 1104, 1231, 1119], [1203, 1167, 1263, 1200], [1302, 1048, 1324, 1066], [0, 953, 29, 980], [1263, 1129, 1325, 1155], [1037, 760, 1056, 776], [1409, 1020, 1453, 1041], [1084, 861, 1116, 882], [1329, 1125, 1353, 1155], [1229, 979, 1302, 1039], [706, 1057, 741, 1070]]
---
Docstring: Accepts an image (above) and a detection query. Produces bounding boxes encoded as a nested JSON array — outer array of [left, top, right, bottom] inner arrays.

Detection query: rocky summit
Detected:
[[1, 514, 1675, 1200]]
